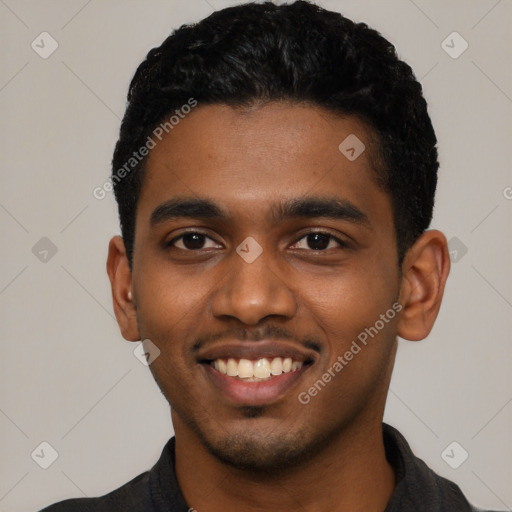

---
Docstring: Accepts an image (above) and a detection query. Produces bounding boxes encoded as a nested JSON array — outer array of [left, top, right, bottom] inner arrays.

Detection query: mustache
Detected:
[[191, 324, 322, 354]]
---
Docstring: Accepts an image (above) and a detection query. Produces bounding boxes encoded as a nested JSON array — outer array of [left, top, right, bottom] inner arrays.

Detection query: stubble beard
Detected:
[[172, 402, 350, 474]]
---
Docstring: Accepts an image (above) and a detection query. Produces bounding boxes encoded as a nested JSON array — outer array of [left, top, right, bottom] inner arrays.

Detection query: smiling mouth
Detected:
[[205, 356, 313, 382]]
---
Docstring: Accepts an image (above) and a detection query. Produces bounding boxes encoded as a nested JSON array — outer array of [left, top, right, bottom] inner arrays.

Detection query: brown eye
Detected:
[[291, 232, 347, 251], [168, 232, 221, 251], [305, 233, 330, 250]]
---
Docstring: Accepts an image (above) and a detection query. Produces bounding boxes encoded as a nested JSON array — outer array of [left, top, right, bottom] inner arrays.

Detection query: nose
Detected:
[[211, 243, 297, 325]]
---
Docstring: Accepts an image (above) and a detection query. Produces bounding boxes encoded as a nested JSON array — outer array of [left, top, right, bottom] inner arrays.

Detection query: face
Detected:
[[128, 102, 403, 471]]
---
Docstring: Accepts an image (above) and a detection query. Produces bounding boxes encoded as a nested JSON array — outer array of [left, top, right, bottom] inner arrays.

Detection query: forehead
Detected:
[[137, 102, 392, 230]]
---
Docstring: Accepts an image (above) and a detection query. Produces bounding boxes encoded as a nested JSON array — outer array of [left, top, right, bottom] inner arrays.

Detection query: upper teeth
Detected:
[[212, 357, 303, 380]]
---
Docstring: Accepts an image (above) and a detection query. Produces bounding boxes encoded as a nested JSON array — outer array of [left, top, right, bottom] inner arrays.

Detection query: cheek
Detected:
[[301, 270, 398, 413], [133, 264, 212, 357], [302, 255, 399, 340], [300, 254, 399, 403], [134, 268, 210, 406]]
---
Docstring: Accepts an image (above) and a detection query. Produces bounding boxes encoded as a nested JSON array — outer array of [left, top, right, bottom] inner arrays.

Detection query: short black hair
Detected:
[[112, 0, 438, 267]]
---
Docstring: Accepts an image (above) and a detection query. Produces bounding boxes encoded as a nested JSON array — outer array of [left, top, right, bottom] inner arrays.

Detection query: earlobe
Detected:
[[106, 236, 140, 342], [397, 230, 451, 342]]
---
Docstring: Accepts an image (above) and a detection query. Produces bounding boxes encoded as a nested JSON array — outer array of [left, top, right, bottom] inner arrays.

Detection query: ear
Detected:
[[106, 236, 140, 342], [397, 230, 451, 341]]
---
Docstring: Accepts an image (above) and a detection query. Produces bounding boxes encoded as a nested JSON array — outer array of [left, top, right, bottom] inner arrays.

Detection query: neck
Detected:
[[174, 416, 395, 512]]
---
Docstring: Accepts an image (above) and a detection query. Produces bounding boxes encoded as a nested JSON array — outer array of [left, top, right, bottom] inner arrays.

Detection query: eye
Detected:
[[290, 231, 348, 251], [167, 232, 221, 251]]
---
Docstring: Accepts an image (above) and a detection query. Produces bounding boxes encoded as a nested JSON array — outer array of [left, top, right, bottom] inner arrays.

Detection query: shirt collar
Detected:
[[147, 423, 475, 512]]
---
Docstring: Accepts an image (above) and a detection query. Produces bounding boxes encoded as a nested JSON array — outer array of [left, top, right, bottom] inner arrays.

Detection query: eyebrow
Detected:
[[150, 196, 371, 228]]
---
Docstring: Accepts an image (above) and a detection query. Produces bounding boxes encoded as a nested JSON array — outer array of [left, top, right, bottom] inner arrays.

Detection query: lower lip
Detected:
[[202, 364, 310, 406]]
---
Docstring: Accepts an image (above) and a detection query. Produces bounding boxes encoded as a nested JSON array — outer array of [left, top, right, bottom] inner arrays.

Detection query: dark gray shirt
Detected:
[[39, 423, 499, 511]]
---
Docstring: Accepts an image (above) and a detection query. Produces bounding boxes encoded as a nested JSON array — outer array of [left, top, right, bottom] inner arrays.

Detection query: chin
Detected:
[[206, 435, 311, 472], [194, 415, 336, 473]]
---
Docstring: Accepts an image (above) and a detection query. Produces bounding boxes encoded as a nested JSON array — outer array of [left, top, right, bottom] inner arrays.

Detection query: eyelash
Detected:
[[165, 230, 349, 252]]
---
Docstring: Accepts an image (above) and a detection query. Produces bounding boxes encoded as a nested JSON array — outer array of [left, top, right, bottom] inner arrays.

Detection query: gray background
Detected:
[[1, 0, 511, 510]]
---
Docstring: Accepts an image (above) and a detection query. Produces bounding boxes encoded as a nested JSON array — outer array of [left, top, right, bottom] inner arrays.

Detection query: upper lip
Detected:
[[196, 340, 318, 364]]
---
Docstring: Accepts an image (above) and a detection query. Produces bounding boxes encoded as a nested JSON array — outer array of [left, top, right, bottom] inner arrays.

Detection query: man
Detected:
[[40, 1, 499, 511]]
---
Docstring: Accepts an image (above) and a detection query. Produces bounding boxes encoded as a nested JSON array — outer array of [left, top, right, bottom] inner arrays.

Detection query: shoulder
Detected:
[[37, 437, 188, 512], [382, 423, 504, 512], [38, 471, 151, 512]]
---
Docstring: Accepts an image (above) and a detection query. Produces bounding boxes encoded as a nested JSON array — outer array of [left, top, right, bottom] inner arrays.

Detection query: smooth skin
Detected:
[[107, 101, 450, 512]]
